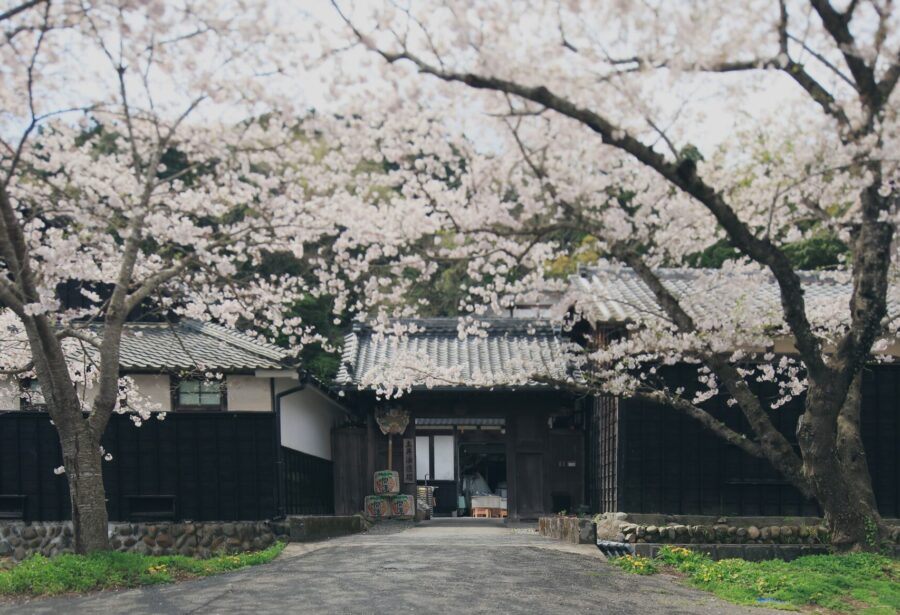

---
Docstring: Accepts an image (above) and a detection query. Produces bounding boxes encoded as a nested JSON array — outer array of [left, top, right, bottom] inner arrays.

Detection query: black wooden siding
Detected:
[[0, 412, 282, 522], [600, 365, 900, 517], [283, 446, 334, 515]]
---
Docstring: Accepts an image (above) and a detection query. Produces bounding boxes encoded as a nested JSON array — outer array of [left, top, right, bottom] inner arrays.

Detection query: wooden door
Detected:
[[510, 413, 547, 519], [332, 426, 367, 515], [549, 430, 584, 513], [515, 453, 544, 517]]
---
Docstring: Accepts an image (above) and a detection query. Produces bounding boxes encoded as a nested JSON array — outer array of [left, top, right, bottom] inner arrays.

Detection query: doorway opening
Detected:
[[414, 417, 506, 517], [458, 441, 507, 517]]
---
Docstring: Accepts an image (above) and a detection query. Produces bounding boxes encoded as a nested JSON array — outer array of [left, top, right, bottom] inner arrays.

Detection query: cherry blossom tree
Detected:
[[0, 0, 295, 553], [331, 0, 900, 551], [0, 0, 432, 553]]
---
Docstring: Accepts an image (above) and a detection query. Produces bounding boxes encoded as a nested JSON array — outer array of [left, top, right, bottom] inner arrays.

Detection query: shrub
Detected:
[[610, 554, 658, 575], [655, 545, 709, 574]]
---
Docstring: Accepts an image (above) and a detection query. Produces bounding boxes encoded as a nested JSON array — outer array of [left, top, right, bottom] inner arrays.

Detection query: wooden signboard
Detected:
[[403, 438, 415, 484]]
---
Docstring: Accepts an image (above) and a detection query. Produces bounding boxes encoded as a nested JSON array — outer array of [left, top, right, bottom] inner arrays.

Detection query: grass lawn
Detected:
[[611, 546, 900, 613], [0, 542, 285, 596]]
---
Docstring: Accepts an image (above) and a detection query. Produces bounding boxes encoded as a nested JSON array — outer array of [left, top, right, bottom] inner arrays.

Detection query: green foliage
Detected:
[[655, 545, 709, 574], [292, 295, 345, 383], [684, 239, 740, 269], [251, 251, 348, 383], [612, 546, 900, 613], [404, 259, 470, 317], [677, 144, 705, 164], [0, 542, 285, 596], [685, 229, 848, 271], [545, 235, 602, 279], [782, 231, 848, 270], [864, 517, 881, 550]]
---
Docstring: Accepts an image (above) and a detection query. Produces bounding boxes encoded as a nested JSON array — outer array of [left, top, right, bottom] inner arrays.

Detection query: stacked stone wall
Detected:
[[0, 521, 281, 562]]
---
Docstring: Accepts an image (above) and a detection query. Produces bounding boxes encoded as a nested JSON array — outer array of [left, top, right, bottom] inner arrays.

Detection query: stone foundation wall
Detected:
[[595, 512, 900, 546], [288, 515, 367, 541], [1, 521, 282, 562], [538, 516, 596, 544]]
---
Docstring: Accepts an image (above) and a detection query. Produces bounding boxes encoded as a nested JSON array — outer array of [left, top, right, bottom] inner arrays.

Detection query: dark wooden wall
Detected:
[[0, 412, 277, 522], [340, 390, 582, 519], [282, 447, 334, 515], [600, 365, 900, 517], [332, 426, 367, 515]]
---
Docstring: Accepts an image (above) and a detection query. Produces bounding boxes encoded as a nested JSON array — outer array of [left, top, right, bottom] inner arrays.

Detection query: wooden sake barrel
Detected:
[[390, 494, 414, 519], [373, 470, 400, 495], [364, 495, 392, 519]]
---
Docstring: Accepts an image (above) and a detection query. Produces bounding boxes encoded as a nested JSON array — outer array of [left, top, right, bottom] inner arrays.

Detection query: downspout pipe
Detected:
[[273, 368, 308, 519]]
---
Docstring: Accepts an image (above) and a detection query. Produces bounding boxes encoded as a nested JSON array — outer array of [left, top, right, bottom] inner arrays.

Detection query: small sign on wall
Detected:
[[403, 438, 415, 484]]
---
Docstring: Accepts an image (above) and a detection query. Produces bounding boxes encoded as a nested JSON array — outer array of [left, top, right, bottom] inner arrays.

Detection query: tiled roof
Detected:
[[112, 321, 294, 371], [564, 264, 895, 327], [336, 318, 571, 389]]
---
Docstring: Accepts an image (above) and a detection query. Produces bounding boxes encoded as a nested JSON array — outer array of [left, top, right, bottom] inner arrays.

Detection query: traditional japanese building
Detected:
[[0, 320, 349, 522], [333, 318, 588, 520], [566, 265, 900, 519]]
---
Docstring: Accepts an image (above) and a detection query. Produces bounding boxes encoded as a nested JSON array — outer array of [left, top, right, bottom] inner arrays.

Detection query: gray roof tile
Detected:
[[336, 318, 570, 389], [564, 265, 894, 326], [107, 321, 293, 371]]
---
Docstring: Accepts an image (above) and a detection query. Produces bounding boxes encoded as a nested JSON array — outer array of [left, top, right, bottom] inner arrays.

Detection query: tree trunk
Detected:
[[798, 375, 886, 552], [58, 419, 109, 554]]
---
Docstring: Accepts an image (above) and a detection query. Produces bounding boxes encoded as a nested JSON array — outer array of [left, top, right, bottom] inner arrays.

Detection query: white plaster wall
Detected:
[[227, 375, 272, 412], [277, 379, 346, 460], [24, 374, 172, 412], [0, 380, 19, 409], [128, 374, 172, 413]]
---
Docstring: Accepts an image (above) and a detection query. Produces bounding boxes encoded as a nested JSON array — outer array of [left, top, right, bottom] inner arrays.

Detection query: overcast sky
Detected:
[[297, 0, 810, 155], [2, 0, 812, 158]]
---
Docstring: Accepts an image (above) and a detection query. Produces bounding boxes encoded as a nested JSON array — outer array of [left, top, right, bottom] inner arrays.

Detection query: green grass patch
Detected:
[[609, 554, 659, 575], [611, 545, 900, 613], [0, 542, 285, 596]]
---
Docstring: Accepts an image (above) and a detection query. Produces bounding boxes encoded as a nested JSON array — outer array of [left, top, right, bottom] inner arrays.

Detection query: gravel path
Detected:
[[1, 520, 780, 614]]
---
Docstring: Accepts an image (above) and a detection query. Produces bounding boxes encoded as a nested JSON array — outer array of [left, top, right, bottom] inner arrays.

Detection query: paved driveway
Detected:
[[2, 520, 778, 614]]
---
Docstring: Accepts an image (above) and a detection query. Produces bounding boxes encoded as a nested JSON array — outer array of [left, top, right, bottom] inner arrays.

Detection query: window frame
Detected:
[[415, 432, 457, 482], [170, 375, 227, 412], [19, 378, 47, 412]]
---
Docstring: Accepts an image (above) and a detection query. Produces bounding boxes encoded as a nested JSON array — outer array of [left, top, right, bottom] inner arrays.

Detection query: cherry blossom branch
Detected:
[[612, 245, 810, 493], [0, 0, 45, 23], [57, 328, 102, 349], [880, 55, 900, 102], [115, 65, 145, 180], [0, 360, 34, 375], [786, 32, 856, 90], [2, 0, 52, 186], [428, 106, 815, 491], [633, 389, 764, 458], [343, 38, 830, 379], [809, 0, 879, 106]]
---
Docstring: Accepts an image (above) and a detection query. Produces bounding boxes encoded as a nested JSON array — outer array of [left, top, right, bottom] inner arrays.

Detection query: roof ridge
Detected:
[[351, 317, 559, 333], [577, 264, 851, 282]]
